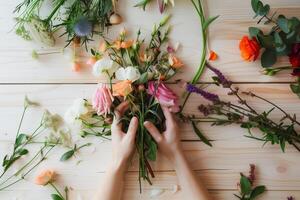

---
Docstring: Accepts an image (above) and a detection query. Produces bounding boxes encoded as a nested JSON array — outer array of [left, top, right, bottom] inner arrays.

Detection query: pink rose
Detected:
[[92, 84, 114, 116], [147, 81, 180, 113]]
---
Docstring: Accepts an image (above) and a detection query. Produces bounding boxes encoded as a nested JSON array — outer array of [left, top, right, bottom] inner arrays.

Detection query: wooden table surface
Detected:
[[0, 0, 300, 199]]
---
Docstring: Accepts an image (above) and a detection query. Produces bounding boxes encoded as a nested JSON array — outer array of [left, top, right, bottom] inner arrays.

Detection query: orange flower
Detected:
[[35, 170, 56, 186], [209, 50, 218, 61], [86, 56, 98, 66], [72, 62, 81, 72], [113, 40, 134, 50], [239, 36, 260, 61], [112, 80, 133, 97], [168, 55, 184, 69]]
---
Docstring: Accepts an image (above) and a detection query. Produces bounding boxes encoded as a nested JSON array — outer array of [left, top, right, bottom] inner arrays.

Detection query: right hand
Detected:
[[144, 106, 182, 162]]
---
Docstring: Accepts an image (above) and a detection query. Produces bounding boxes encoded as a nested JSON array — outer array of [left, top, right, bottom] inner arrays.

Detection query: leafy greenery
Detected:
[[249, 0, 300, 68], [13, 0, 118, 48], [187, 63, 300, 152], [235, 174, 266, 200]]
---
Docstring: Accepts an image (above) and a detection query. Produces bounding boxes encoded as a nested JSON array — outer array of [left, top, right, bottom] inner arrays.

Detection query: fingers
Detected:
[[127, 117, 138, 139], [112, 101, 129, 132], [114, 101, 129, 119], [144, 121, 162, 143], [161, 106, 175, 127]]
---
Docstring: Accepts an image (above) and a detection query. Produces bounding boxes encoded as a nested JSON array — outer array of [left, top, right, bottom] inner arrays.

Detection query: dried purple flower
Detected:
[[206, 62, 232, 88], [248, 164, 256, 185], [198, 105, 211, 116], [287, 196, 294, 200], [186, 84, 220, 102]]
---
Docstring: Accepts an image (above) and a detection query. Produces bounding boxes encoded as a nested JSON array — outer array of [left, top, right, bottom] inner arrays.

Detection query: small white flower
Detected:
[[64, 98, 89, 124], [115, 66, 141, 82], [92, 57, 118, 79]]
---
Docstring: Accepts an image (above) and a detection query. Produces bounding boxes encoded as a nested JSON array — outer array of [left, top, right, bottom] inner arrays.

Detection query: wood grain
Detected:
[[0, 0, 299, 83]]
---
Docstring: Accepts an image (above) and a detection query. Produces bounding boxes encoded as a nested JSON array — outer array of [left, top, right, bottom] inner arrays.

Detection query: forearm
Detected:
[[94, 161, 127, 200], [171, 151, 211, 200]]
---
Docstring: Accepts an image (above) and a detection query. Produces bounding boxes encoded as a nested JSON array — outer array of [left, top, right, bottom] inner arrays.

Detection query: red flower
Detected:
[[289, 43, 300, 68], [239, 36, 261, 62]]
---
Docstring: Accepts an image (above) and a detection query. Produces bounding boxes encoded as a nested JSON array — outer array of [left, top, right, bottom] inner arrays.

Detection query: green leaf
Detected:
[[249, 27, 262, 38], [274, 32, 283, 45], [277, 15, 290, 33], [15, 134, 28, 147], [147, 140, 157, 161], [191, 121, 212, 147], [251, 0, 260, 13], [279, 139, 286, 152], [261, 49, 277, 68], [136, 72, 148, 84], [203, 15, 219, 30], [250, 185, 266, 199], [240, 175, 252, 195], [60, 150, 75, 161], [290, 83, 300, 93], [17, 148, 29, 156], [51, 194, 64, 200]]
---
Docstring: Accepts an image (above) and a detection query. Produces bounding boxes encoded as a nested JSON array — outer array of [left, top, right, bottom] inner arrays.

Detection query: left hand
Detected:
[[111, 101, 138, 169]]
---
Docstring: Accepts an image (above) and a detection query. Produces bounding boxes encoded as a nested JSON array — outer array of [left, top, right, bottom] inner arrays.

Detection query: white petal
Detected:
[[149, 188, 165, 198], [115, 68, 127, 80]]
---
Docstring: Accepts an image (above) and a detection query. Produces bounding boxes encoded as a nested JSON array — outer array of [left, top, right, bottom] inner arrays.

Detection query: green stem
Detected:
[[45, 0, 66, 22], [50, 182, 65, 199]]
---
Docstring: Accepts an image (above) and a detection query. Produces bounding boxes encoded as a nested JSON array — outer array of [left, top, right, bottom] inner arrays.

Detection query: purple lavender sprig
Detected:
[[287, 197, 295, 200], [206, 62, 232, 88], [186, 84, 220, 103]]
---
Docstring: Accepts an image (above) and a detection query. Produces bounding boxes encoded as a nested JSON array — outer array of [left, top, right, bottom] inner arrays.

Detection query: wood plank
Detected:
[[0, 176, 299, 200], [0, 1, 299, 83], [0, 84, 300, 192]]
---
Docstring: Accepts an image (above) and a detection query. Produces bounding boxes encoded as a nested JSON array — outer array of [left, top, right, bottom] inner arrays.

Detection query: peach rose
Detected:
[[239, 36, 260, 61], [112, 80, 133, 97], [35, 170, 56, 186]]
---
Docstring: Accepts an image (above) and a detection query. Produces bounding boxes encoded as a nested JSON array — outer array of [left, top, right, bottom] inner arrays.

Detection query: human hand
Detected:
[[111, 102, 138, 169], [144, 106, 182, 162]]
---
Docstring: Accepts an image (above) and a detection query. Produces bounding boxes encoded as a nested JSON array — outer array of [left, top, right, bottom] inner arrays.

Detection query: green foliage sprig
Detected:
[[250, 0, 300, 68], [184, 63, 300, 152], [60, 143, 92, 161]]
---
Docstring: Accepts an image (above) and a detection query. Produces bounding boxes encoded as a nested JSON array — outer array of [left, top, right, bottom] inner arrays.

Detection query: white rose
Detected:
[[115, 66, 141, 82], [92, 57, 118, 79]]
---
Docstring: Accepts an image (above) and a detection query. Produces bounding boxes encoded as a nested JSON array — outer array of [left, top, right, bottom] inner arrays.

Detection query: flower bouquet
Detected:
[[88, 16, 183, 187]]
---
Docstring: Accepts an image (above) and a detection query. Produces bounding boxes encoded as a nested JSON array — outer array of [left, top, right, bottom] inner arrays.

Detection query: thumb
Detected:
[[144, 121, 162, 143]]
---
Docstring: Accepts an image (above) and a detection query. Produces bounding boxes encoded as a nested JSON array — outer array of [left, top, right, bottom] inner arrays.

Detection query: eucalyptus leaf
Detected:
[[249, 27, 262, 38], [277, 15, 290, 33], [261, 49, 277, 68]]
